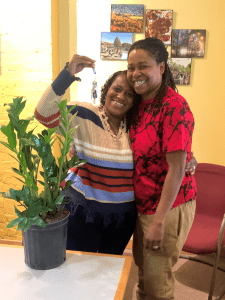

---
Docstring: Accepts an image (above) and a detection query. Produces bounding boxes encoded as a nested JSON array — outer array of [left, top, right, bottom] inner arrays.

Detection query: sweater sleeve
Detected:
[[34, 68, 79, 129]]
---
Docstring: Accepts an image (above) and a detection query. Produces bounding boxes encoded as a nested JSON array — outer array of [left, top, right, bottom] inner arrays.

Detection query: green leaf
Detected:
[[15, 206, 24, 218], [21, 145, 34, 172], [62, 179, 75, 191], [0, 123, 16, 146], [20, 187, 32, 206], [20, 120, 30, 136], [54, 193, 64, 205], [0, 192, 13, 199], [6, 218, 22, 229], [68, 127, 77, 135], [47, 128, 57, 137], [1, 123, 17, 149], [20, 138, 35, 146], [33, 217, 46, 228], [12, 167, 24, 177], [18, 151, 28, 172], [14, 177, 25, 184], [31, 184, 38, 192], [68, 110, 78, 125], [27, 127, 36, 139], [25, 202, 42, 218], [30, 134, 40, 148], [0, 141, 16, 153], [25, 177, 31, 186], [12, 97, 26, 116], [50, 138, 56, 147], [0, 125, 7, 136], [8, 189, 23, 202], [58, 125, 66, 137], [23, 218, 35, 232], [60, 118, 67, 129], [56, 135, 64, 146], [67, 104, 77, 114], [17, 218, 28, 231], [8, 131, 17, 149], [41, 129, 48, 136]]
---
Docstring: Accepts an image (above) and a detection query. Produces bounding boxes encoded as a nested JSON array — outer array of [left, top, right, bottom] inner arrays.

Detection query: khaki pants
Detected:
[[133, 200, 196, 300]]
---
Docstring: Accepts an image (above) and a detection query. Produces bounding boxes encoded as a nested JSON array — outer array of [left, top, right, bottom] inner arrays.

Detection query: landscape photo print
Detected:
[[100, 32, 133, 61], [111, 4, 144, 33], [168, 57, 192, 85]]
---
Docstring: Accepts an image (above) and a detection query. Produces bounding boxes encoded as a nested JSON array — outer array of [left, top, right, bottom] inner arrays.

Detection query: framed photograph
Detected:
[[168, 58, 192, 85], [111, 4, 144, 33], [145, 10, 173, 45], [100, 32, 133, 61], [171, 29, 206, 58]]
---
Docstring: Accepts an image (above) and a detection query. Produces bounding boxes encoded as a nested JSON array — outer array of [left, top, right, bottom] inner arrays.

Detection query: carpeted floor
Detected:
[[122, 251, 225, 300]]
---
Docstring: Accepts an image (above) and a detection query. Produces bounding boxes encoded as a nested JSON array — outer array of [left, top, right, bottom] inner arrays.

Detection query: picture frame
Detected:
[[111, 4, 144, 33], [145, 10, 173, 45], [171, 29, 206, 58], [100, 32, 133, 61], [168, 58, 192, 85]]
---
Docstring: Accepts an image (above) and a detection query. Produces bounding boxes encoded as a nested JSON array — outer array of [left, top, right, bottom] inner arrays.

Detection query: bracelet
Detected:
[[64, 62, 70, 70]]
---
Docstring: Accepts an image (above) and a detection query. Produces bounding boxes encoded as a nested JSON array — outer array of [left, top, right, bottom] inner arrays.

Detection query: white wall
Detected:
[[75, 0, 145, 104]]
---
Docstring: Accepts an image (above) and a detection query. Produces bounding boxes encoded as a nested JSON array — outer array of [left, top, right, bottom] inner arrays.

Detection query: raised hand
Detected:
[[66, 54, 95, 76]]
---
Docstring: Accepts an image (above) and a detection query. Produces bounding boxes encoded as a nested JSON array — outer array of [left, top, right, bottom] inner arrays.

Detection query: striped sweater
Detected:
[[35, 69, 135, 205]]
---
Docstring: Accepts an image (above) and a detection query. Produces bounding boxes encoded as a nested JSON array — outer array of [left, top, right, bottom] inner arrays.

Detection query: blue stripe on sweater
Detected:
[[67, 105, 104, 129], [77, 152, 133, 169], [52, 69, 76, 96]]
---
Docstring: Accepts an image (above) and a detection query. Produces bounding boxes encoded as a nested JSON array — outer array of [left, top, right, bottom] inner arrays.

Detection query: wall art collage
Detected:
[[100, 4, 206, 85]]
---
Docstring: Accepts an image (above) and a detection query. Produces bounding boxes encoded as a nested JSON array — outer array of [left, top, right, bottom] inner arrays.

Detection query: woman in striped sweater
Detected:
[[35, 55, 196, 255]]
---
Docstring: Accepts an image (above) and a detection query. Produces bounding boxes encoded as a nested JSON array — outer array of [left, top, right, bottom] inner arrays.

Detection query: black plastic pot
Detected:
[[22, 211, 70, 270]]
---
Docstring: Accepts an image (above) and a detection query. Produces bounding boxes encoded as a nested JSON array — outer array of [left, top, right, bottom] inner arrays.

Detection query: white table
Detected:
[[0, 245, 132, 300]]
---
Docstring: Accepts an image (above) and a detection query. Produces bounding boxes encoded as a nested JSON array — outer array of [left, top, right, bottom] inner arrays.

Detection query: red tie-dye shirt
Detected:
[[129, 87, 197, 215]]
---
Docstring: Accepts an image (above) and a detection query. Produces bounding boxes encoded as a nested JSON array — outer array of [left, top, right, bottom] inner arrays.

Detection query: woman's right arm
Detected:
[[34, 55, 95, 129]]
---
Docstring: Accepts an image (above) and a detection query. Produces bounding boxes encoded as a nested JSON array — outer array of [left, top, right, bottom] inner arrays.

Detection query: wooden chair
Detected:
[[180, 163, 225, 300]]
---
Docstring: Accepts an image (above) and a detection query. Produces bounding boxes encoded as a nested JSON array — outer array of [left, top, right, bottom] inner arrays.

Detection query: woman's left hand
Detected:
[[144, 222, 164, 250], [185, 152, 197, 175]]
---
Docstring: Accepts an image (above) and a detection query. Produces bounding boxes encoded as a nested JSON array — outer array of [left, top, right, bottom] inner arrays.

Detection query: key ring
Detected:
[[91, 68, 98, 104]]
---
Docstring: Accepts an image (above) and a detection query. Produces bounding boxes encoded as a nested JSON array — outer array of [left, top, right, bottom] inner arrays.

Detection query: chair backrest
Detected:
[[194, 163, 225, 218]]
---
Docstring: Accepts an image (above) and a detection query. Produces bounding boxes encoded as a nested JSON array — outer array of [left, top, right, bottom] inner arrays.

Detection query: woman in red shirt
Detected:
[[127, 37, 196, 300]]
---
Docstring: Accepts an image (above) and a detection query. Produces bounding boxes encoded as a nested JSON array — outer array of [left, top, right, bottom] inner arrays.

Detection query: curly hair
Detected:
[[128, 37, 178, 117], [100, 70, 142, 129], [100, 70, 127, 105]]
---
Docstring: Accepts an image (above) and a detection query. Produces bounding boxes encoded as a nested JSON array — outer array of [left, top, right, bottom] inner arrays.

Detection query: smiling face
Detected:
[[104, 74, 134, 121], [127, 49, 165, 101]]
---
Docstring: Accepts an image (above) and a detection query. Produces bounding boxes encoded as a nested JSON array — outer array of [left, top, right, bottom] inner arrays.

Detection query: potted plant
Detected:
[[0, 97, 86, 270]]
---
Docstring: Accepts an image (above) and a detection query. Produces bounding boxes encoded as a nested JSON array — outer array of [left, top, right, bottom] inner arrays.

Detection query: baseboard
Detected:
[[0, 239, 22, 246]]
